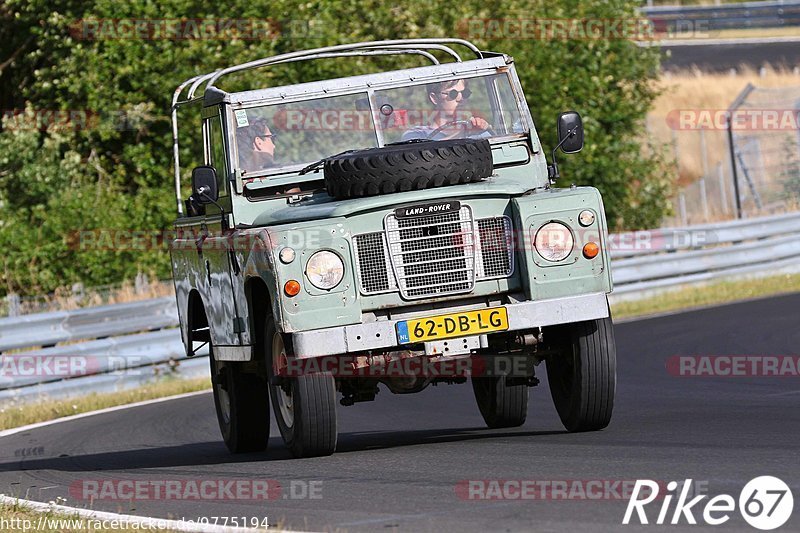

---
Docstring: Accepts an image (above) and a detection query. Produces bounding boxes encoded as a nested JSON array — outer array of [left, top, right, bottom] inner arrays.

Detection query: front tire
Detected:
[[210, 349, 270, 453], [265, 317, 338, 458], [472, 376, 528, 429], [546, 317, 616, 432]]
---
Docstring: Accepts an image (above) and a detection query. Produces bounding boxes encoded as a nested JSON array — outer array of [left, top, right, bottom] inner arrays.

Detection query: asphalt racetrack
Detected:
[[661, 40, 800, 71], [1, 293, 798, 532]]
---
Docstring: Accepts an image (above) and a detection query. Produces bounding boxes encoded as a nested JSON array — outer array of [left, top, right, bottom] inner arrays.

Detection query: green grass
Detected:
[[0, 499, 179, 532], [611, 273, 800, 319], [0, 377, 210, 431]]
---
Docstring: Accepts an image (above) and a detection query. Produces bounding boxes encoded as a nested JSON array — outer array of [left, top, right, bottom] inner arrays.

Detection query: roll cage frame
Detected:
[[171, 39, 534, 216]]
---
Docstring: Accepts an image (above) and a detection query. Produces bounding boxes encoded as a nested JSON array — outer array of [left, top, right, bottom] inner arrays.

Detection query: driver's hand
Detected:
[[469, 116, 490, 131]]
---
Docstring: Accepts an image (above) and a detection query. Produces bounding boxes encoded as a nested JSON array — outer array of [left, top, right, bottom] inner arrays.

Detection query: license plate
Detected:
[[396, 307, 509, 344]]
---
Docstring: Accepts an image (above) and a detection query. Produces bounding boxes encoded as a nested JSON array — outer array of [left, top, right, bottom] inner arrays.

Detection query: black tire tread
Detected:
[[472, 375, 528, 429], [291, 373, 338, 457], [265, 317, 338, 458], [210, 354, 270, 454], [547, 317, 616, 432], [324, 139, 493, 199]]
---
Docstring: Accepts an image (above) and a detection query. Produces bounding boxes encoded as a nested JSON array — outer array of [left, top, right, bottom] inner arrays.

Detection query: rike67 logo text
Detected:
[[624, 477, 794, 530]]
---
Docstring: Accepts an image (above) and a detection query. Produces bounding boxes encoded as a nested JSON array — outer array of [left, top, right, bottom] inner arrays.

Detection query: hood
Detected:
[[249, 176, 533, 227]]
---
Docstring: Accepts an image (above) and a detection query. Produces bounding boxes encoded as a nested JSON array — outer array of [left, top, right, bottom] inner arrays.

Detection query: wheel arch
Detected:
[[244, 276, 277, 365], [185, 289, 210, 356]]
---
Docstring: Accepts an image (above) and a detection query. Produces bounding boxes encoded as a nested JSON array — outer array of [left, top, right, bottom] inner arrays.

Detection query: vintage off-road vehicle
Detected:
[[170, 39, 616, 458]]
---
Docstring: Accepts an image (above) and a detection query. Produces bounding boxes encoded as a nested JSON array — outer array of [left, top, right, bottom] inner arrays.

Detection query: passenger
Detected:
[[237, 118, 303, 195], [237, 118, 278, 171], [402, 79, 491, 141]]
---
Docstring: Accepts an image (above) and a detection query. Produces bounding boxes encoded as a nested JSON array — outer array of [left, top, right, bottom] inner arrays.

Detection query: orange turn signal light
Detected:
[[583, 242, 600, 259], [284, 280, 301, 297]]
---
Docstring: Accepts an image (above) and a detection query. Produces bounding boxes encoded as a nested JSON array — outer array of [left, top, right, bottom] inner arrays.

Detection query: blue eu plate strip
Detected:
[[396, 321, 410, 344]]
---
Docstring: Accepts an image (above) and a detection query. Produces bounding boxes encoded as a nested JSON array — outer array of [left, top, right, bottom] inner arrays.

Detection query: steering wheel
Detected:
[[426, 119, 496, 140]]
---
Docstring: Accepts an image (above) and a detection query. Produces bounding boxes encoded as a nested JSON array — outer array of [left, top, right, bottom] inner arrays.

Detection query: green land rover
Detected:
[[170, 39, 616, 458]]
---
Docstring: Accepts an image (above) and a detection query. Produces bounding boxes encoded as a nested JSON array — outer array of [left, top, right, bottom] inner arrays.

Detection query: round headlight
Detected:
[[534, 222, 574, 262], [305, 251, 344, 290]]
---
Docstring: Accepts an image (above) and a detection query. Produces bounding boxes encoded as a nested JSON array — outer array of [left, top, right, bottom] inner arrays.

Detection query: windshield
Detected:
[[375, 73, 527, 143], [234, 92, 378, 175], [234, 73, 527, 176]]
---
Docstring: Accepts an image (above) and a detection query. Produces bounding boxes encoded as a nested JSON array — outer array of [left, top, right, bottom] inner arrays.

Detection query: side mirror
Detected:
[[557, 111, 584, 154], [191, 165, 218, 204]]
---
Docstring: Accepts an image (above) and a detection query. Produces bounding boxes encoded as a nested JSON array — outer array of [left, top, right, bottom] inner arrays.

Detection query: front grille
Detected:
[[353, 232, 396, 294], [476, 216, 514, 278], [386, 206, 476, 299], [352, 209, 514, 299]]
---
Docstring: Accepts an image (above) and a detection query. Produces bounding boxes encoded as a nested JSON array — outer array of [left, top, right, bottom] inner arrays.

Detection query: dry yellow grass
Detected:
[[612, 272, 800, 319], [6, 276, 174, 316], [0, 377, 209, 431], [649, 67, 800, 187], [703, 27, 800, 39]]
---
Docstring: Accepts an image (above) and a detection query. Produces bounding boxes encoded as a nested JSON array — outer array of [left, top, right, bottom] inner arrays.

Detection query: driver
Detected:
[[401, 79, 491, 141]]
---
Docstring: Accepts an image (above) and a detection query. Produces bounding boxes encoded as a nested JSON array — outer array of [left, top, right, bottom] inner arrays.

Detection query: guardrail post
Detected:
[[727, 83, 755, 220], [135, 272, 149, 295], [5, 293, 21, 317], [700, 177, 709, 221], [699, 129, 709, 180], [679, 193, 688, 226], [71, 283, 85, 307], [717, 162, 728, 215]]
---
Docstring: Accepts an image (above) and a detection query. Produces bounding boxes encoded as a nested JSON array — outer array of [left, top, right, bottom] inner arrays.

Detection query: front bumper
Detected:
[[291, 292, 609, 358]]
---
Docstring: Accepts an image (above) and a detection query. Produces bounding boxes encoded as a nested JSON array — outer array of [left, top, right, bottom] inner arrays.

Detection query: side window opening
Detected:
[[207, 113, 228, 198]]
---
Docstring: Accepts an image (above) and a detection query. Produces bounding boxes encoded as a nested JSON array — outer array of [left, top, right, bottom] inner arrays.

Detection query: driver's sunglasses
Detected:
[[257, 133, 278, 140], [440, 88, 472, 101]]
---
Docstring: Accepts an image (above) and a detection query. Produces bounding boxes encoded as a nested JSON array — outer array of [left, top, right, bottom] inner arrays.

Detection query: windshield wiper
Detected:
[[385, 138, 429, 146], [298, 149, 356, 175]]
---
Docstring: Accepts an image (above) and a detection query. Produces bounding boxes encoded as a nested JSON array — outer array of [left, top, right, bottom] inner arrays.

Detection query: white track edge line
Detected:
[[0, 493, 296, 533], [0, 389, 211, 438]]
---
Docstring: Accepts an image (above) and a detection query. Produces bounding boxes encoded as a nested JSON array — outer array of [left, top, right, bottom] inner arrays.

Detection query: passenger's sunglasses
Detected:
[[257, 132, 278, 140], [440, 88, 472, 101]]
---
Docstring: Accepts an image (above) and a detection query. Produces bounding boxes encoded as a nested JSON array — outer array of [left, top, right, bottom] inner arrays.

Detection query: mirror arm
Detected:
[[197, 186, 228, 231], [547, 126, 579, 183]]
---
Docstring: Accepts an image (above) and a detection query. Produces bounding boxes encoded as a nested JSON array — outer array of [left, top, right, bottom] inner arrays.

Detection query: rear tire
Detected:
[[546, 317, 616, 432], [210, 349, 270, 453], [472, 376, 528, 429], [265, 317, 338, 458]]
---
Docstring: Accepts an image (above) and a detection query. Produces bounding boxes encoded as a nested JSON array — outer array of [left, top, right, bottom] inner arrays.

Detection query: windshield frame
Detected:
[[224, 59, 534, 189]]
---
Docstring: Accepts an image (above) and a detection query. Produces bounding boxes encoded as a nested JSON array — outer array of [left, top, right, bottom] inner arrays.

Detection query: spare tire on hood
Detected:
[[323, 138, 493, 200]]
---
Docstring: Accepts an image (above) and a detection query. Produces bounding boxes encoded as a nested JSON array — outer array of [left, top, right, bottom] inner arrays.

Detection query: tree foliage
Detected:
[[0, 0, 670, 296]]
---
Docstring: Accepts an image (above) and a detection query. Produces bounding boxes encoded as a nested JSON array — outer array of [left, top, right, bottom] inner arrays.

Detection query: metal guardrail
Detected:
[[1, 211, 798, 400], [0, 297, 177, 353], [642, 1, 800, 31], [610, 212, 800, 259], [610, 211, 800, 294]]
